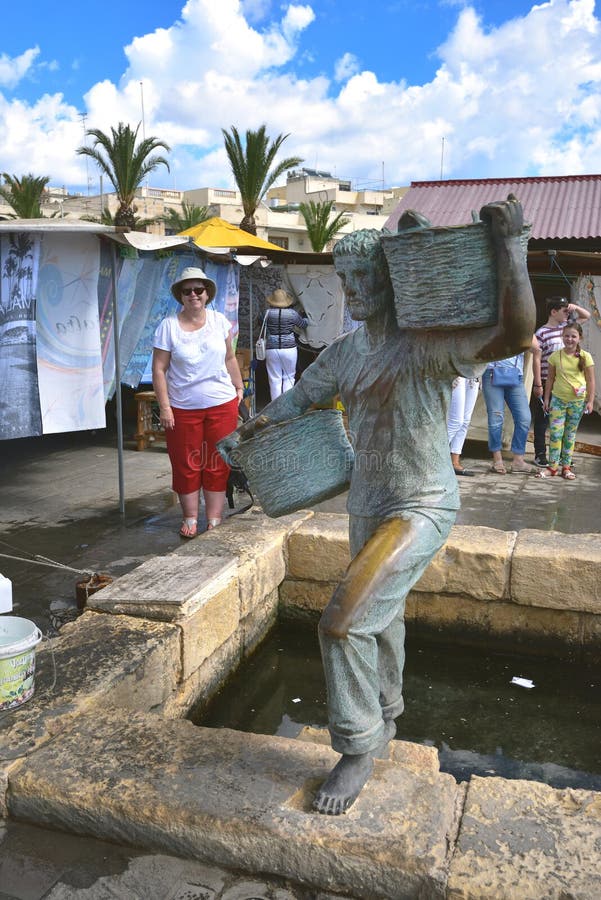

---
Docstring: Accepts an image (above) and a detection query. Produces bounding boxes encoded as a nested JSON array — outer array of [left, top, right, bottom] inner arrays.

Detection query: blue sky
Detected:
[[1, 0, 600, 193]]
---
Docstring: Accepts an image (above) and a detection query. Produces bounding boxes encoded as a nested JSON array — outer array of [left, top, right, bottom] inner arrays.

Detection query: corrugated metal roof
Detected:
[[383, 175, 601, 240]]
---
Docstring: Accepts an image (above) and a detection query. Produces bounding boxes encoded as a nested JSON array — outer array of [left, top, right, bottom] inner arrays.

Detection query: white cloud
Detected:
[[334, 53, 360, 83], [0, 92, 87, 186], [2, 0, 601, 193], [281, 4, 315, 37], [240, 0, 272, 22], [0, 48, 39, 88]]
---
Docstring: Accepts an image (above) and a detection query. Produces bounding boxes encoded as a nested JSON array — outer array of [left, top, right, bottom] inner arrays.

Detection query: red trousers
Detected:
[[166, 398, 238, 494]]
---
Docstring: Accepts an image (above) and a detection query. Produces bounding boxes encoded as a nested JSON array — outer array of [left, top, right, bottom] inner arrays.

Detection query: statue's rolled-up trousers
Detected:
[[318, 508, 456, 756]]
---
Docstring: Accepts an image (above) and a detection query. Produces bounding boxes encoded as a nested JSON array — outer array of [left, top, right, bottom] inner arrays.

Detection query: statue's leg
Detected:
[[313, 510, 454, 815]]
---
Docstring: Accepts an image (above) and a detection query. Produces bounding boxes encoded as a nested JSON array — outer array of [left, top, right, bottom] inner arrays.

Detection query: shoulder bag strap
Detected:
[[492, 357, 520, 369], [258, 311, 268, 341]]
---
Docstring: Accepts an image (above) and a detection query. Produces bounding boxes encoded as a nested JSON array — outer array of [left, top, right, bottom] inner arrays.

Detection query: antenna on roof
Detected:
[[79, 112, 91, 196], [140, 81, 149, 211], [440, 137, 445, 181]]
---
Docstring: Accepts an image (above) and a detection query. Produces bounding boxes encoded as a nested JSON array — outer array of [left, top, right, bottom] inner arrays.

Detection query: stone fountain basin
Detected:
[[2, 508, 601, 899]]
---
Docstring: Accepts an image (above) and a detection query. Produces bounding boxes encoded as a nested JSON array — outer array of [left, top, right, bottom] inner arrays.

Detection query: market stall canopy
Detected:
[[0, 218, 192, 251]]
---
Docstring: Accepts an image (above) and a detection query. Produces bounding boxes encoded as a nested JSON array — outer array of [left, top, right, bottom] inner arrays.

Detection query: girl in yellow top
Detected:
[[538, 323, 595, 480]]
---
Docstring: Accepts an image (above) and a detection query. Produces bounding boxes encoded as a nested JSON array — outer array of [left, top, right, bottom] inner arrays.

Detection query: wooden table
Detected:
[[134, 391, 166, 451]]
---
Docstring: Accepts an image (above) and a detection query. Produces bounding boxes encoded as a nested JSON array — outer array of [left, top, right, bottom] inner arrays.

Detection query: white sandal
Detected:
[[206, 518, 222, 530], [535, 467, 558, 479], [179, 518, 198, 538]]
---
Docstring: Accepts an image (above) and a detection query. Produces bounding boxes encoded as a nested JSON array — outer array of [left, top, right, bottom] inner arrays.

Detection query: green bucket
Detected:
[[0, 616, 43, 711]]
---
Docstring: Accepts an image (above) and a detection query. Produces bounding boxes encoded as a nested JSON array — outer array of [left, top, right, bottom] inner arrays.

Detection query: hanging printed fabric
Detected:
[[120, 250, 198, 390], [0, 233, 43, 439], [101, 253, 144, 399], [97, 238, 124, 397], [36, 232, 105, 433], [205, 260, 240, 346]]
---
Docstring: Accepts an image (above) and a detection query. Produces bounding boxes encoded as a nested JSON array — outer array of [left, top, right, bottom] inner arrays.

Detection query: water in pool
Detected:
[[194, 622, 601, 791]]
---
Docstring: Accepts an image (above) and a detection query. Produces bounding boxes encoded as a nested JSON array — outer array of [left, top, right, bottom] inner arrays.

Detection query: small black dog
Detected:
[[226, 465, 253, 510], [225, 400, 253, 512]]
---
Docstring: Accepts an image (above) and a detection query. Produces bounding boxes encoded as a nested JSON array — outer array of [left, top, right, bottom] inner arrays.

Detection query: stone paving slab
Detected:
[[1, 820, 340, 900], [447, 775, 601, 899], [0, 613, 179, 814], [8, 707, 463, 900], [511, 529, 601, 612], [88, 553, 239, 621], [44, 857, 295, 900]]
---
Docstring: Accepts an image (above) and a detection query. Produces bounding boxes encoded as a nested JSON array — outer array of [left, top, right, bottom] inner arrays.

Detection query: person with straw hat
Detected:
[[261, 289, 309, 400], [152, 266, 244, 538]]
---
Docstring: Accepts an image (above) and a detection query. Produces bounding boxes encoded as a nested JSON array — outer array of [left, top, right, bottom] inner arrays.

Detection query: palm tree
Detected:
[[0, 173, 51, 218], [299, 200, 351, 252], [77, 122, 170, 229], [222, 125, 303, 235], [160, 200, 210, 233]]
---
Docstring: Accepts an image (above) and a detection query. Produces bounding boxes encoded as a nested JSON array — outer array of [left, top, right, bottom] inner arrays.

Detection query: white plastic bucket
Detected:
[[0, 616, 43, 711]]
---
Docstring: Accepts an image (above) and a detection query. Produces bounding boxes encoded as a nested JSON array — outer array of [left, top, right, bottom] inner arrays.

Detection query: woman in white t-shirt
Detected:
[[152, 267, 244, 538]]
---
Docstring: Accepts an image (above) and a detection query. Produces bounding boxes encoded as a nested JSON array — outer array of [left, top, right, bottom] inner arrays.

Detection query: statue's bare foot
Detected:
[[313, 753, 374, 815], [313, 720, 397, 815]]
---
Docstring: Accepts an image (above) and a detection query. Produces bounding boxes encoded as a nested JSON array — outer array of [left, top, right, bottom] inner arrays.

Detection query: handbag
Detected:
[[255, 313, 267, 361], [490, 359, 521, 386], [558, 350, 586, 398]]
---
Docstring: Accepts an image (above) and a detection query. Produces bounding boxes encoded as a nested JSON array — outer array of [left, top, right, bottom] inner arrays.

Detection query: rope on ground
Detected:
[[0, 539, 94, 576], [0, 551, 93, 576]]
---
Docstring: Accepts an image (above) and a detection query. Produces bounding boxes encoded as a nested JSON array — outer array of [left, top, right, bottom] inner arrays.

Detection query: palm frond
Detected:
[[0, 172, 51, 218], [222, 125, 302, 234], [77, 122, 170, 227], [160, 201, 210, 232], [299, 200, 351, 252]]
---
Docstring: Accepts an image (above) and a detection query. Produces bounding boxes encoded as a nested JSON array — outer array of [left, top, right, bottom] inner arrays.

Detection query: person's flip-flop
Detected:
[[454, 467, 475, 476], [179, 518, 198, 538], [206, 518, 222, 530], [510, 464, 537, 475], [489, 463, 507, 475], [535, 467, 558, 479]]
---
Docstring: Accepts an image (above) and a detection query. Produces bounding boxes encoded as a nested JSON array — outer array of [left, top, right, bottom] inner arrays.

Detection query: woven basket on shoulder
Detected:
[[381, 222, 530, 330], [224, 409, 353, 518]]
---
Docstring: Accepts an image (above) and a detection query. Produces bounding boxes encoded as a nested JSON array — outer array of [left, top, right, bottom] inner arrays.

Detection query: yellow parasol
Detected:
[[180, 217, 286, 254]]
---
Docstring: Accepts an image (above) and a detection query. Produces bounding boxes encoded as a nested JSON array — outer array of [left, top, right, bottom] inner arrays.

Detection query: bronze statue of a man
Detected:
[[223, 197, 535, 815]]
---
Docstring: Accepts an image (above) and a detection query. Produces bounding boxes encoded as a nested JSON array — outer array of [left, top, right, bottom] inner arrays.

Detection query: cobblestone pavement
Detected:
[[0, 820, 348, 900]]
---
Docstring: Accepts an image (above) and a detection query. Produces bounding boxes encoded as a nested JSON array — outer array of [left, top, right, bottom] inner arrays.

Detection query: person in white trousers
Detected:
[[262, 289, 309, 400], [447, 376, 480, 475]]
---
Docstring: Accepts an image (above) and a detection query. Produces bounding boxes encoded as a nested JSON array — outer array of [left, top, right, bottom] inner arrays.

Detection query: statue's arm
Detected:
[[221, 347, 340, 457], [245, 384, 312, 432], [455, 195, 536, 364]]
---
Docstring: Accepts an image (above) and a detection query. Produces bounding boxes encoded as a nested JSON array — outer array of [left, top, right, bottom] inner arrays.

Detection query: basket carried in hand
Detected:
[[221, 409, 354, 518], [380, 221, 530, 330]]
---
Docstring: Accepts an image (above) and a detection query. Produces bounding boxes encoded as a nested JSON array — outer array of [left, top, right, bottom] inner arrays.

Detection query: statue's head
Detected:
[[333, 229, 394, 321]]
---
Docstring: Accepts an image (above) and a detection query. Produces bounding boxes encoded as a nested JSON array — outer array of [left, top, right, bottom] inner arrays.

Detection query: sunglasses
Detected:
[[181, 286, 207, 297]]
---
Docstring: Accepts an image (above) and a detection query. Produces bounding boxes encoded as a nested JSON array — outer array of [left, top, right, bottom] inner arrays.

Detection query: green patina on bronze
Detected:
[[219, 196, 536, 815]]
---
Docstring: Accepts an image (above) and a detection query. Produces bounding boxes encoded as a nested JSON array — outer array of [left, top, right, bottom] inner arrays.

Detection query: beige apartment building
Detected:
[[0, 168, 407, 251], [186, 168, 407, 250]]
